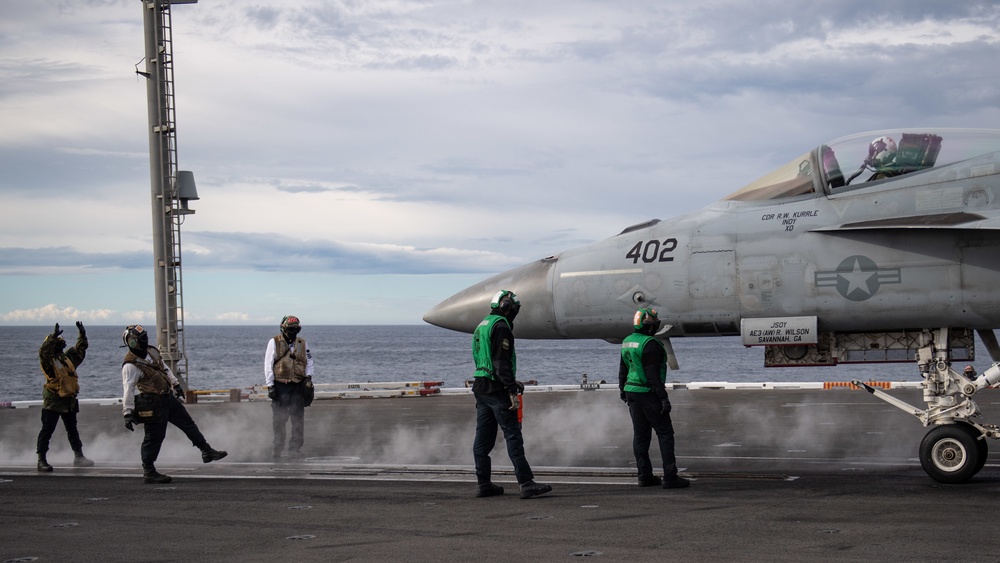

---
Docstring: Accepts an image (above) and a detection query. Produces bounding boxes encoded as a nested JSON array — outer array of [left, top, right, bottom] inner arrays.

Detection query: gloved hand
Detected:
[[508, 393, 521, 411], [124, 411, 137, 432], [267, 386, 277, 400], [514, 380, 525, 395], [620, 392, 628, 404], [52, 323, 63, 338], [76, 321, 86, 336], [173, 385, 185, 403], [660, 398, 672, 415]]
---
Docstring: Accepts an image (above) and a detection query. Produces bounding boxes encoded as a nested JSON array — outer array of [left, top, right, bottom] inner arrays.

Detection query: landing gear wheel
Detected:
[[919, 425, 980, 484]]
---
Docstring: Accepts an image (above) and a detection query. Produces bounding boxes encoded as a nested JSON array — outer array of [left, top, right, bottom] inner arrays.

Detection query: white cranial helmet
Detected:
[[867, 136, 897, 167]]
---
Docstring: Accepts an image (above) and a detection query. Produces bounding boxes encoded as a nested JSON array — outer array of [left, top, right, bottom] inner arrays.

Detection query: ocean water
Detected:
[[0, 324, 937, 403]]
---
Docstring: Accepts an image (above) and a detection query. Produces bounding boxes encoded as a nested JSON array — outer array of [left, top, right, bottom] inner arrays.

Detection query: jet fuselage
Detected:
[[424, 129, 1000, 344]]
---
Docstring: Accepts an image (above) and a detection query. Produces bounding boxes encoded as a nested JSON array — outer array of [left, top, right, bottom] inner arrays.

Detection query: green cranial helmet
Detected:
[[632, 307, 661, 332], [490, 289, 519, 312]]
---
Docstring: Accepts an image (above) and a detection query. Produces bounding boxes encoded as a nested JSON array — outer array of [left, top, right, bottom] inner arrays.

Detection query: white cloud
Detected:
[[213, 311, 252, 322], [1, 0, 999, 324], [2, 304, 118, 323]]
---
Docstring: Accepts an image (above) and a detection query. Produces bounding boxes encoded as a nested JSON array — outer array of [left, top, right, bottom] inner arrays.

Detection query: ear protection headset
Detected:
[[122, 325, 146, 349], [633, 308, 659, 330], [491, 290, 519, 313]]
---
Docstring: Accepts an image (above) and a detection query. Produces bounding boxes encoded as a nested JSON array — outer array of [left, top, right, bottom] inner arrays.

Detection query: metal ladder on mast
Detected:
[[149, 0, 188, 387]]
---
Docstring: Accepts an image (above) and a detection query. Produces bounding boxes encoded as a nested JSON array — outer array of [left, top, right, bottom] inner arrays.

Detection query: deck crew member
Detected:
[[619, 308, 689, 489], [36, 322, 94, 471], [472, 289, 552, 499], [120, 324, 227, 484], [264, 315, 314, 459]]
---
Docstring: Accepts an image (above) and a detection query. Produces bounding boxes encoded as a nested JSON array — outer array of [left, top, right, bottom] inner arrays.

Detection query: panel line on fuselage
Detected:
[[560, 269, 644, 278]]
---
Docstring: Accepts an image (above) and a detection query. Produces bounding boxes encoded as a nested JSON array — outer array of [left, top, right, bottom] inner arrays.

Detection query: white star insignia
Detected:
[[839, 258, 875, 296]]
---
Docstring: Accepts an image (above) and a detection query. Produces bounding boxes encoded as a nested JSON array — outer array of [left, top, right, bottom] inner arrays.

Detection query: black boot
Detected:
[[142, 464, 173, 485], [200, 445, 228, 463], [143, 464, 172, 484], [662, 476, 690, 489], [519, 480, 552, 499], [73, 451, 95, 467], [37, 455, 53, 472], [476, 483, 505, 498], [637, 474, 662, 487]]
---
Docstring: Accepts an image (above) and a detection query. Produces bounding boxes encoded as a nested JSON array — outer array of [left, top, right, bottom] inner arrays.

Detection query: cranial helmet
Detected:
[[280, 315, 301, 339], [490, 289, 521, 319], [46, 333, 67, 352], [633, 307, 661, 334], [122, 324, 149, 352], [867, 136, 897, 168]]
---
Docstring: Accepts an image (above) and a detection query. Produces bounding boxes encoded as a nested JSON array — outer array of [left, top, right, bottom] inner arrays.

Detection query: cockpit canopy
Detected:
[[723, 129, 1000, 202]]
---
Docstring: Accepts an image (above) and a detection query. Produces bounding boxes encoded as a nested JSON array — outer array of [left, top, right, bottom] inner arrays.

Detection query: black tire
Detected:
[[919, 425, 980, 484], [957, 422, 989, 474]]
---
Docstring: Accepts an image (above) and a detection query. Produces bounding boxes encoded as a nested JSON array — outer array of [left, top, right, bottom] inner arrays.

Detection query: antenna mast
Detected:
[[140, 0, 199, 388]]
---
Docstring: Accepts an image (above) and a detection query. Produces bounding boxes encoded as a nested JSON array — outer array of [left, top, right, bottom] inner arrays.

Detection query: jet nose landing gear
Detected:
[[850, 328, 1000, 483]]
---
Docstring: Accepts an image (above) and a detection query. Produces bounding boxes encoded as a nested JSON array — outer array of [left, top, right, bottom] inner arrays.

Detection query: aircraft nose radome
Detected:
[[422, 286, 485, 334], [423, 259, 560, 338]]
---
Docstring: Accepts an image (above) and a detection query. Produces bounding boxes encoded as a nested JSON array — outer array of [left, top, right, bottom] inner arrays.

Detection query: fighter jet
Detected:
[[424, 128, 1000, 484]]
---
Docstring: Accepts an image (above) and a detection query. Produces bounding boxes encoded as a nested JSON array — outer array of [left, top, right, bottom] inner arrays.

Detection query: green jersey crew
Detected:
[[619, 308, 689, 490], [471, 289, 552, 500]]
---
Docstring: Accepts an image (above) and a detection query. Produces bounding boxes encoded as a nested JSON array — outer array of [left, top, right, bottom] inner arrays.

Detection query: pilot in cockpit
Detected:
[[846, 136, 898, 184]]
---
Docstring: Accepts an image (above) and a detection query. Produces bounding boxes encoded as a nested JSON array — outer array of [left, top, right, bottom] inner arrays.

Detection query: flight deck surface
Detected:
[[3, 387, 1000, 561]]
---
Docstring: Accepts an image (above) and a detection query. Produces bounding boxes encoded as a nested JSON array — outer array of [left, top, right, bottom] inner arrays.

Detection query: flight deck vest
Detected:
[[621, 333, 666, 393], [123, 348, 173, 395], [42, 356, 80, 398], [272, 336, 308, 384], [472, 314, 516, 380]]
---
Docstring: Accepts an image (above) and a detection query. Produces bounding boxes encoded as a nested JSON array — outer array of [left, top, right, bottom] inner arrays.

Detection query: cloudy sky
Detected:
[[1, 1, 998, 326]]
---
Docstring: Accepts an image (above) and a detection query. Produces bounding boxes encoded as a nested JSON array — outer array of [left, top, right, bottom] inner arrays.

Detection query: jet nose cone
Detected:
[[423, 258, 560, 337], [422, 286, 486, 333]]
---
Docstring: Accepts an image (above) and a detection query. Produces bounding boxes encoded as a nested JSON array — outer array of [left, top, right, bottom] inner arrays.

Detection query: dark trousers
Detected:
[[473, 391, 534, 485], [272, 381, 305, 452], [141, 393, 207, 467], [626, 391, 678, 479], [37, 408, 83, 455]]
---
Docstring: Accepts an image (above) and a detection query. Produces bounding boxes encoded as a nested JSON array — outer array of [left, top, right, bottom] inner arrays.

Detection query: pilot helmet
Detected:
[[633, 307, 661, 334], [867, 136, 897, 168]]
